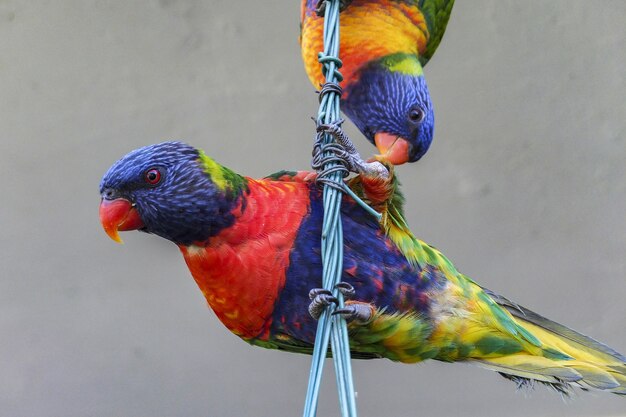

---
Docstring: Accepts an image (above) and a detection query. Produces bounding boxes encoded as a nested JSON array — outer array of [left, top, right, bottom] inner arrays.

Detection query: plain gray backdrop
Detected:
[[1, 1, 625, 416]]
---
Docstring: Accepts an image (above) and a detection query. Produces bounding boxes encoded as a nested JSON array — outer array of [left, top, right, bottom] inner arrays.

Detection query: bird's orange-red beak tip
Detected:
[[99, 198, 144, 244], [374, 133, 411, 165]]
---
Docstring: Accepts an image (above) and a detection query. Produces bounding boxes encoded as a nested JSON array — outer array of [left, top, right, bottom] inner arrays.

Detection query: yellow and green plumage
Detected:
[[100, 142, 626, 396]]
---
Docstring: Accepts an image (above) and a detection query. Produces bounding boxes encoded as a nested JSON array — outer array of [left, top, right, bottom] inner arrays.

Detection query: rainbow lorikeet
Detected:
[[300, 0, 454, 164], [100, 141, 626, 396]]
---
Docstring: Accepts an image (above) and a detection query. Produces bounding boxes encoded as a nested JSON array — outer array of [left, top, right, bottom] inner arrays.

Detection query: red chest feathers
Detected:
[[179, 180, 310, 340]]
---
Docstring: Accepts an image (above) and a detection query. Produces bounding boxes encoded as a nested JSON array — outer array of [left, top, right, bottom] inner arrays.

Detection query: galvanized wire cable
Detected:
[[303, 1, 361, 416]]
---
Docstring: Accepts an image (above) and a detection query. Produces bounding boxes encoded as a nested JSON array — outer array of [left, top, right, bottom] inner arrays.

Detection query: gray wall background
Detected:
[[1, 1, 625, 416]]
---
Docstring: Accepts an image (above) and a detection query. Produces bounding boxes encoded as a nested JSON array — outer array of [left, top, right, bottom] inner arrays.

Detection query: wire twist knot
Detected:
[[318, 52, 344, 82], [318, 81, 343, 104], [312, 121, 350, 191]]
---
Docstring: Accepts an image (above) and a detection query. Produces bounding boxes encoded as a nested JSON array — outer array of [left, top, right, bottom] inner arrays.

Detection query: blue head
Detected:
[[342, 54, 434, 164], [99, 141, 245, 245]]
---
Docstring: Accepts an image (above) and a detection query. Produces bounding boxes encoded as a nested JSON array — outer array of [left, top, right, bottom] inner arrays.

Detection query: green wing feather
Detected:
[[416, 0, 455, 66]]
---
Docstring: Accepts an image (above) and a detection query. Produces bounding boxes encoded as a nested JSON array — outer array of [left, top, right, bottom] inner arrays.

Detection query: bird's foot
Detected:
[[308, 289, 337, 320], [308, 282, 355, 320], [334, 282, 355, 298], [333, 302, 374, 324], [315, 0, 352, 16], [314, 120, 389, 179]]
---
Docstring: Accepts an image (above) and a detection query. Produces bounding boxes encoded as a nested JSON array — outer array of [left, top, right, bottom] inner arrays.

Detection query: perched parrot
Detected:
[[300, 0, 454, 164], [99, 141, 626, 396]]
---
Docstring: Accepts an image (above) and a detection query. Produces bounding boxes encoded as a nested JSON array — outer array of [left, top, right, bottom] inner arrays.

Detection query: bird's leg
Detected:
[[308, 282, 356, 320], [316, 120, 389, 180], [315, 0, 353, 16]]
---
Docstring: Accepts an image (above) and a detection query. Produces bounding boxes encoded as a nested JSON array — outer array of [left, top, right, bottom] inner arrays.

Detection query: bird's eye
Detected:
[[144, 168, 162, 185], [408, 108, 425, 124]]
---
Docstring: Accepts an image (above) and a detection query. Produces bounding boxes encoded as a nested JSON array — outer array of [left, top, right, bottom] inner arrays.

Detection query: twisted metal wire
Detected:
[[311, 143, 350, 191], [317, 81, 343, 103], [303, 1, 358, 416], [311, 122, 350, 192]]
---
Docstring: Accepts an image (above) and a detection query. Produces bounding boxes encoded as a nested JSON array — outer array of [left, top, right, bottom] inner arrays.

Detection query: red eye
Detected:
[[144, 168, 161, 185]]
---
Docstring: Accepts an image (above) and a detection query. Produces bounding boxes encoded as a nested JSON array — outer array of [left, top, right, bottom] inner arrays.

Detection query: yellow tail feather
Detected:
[[477, 289, 626, 395]]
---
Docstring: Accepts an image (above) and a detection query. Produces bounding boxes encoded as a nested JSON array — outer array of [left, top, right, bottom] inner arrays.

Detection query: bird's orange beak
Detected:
[[374, 132, 411, 165], [99, 198, 144, 244]]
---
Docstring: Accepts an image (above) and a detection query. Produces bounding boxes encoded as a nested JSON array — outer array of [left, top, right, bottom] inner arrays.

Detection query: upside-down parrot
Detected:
[[300, 0, 455, 164], [99, 141, 626, 397]]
